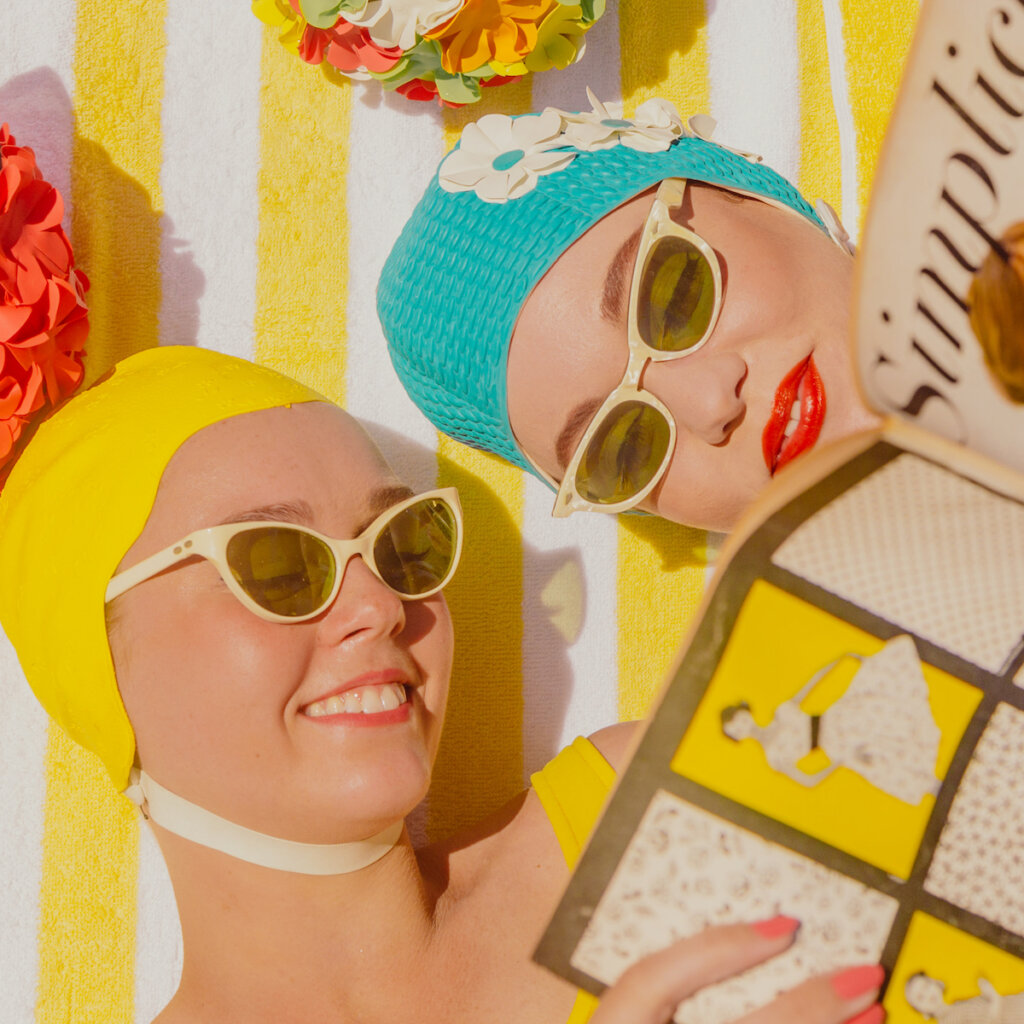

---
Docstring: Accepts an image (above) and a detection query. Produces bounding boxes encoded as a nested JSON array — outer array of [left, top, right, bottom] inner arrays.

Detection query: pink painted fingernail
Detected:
[[844, 1004, 886, 1024], [831, 965, 885, 1001], [752, 915, 801, 938]]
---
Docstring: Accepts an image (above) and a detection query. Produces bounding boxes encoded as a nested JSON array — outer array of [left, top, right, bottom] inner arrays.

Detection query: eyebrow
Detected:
[[555, 397, 605, 471], [217, 484, 416, 534], [600, 225, 643, 325], [219, 500, 315, 526], [358, 484, 416, 532]]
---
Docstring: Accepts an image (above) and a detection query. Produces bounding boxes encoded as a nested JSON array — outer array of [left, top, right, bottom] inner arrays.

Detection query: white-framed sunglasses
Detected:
[[105, 488, 463, 624], [541, 177, 724, 517]]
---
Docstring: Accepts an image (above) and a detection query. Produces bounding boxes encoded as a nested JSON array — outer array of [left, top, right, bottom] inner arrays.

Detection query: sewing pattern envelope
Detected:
[[535, 435, 1024, 1024]]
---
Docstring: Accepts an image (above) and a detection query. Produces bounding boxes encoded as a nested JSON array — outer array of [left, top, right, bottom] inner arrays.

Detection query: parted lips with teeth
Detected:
[[302, 682, 408, 717]]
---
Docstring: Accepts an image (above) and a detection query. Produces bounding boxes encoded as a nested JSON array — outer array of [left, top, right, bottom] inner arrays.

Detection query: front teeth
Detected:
[[781, 398, 801, 444], [303, 682, 407, 718]]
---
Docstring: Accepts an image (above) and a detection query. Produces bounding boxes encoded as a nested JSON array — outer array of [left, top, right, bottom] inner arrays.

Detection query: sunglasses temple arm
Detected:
[[105, 532, 214, 602]]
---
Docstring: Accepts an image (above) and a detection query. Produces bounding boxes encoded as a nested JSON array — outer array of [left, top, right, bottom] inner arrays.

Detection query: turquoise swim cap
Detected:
[[378, 101, 828, 479]]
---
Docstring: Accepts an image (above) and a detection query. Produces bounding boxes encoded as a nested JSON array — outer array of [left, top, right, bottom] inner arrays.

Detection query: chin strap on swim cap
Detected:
[[124, 769, 403, 875]]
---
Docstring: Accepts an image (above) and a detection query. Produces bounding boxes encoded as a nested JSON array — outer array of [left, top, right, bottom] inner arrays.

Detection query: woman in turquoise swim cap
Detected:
[[378, 95, 879, 531]]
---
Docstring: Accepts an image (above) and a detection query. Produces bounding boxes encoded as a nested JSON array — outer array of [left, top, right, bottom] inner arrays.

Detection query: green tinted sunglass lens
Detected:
[[226, 527, 335, 617], [637, 236, 715, 352], [575, 401, 672, 505], [372, 498, 458, 596]]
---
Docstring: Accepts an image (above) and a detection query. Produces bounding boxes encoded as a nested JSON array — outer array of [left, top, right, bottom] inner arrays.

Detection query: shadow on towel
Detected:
[[0, 67, 205, 382]]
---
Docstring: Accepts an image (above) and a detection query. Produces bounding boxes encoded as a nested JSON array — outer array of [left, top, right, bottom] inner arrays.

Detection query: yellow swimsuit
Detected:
[[530, 737, 617, 1024]]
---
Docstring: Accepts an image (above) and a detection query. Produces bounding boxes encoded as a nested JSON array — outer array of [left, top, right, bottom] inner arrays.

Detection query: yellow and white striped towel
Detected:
[[0, 2, 919, 1020]]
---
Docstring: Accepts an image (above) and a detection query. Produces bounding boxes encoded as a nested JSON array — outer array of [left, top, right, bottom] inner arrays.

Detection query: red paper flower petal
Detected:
[[0, 124, 89, 482], [323, 21, 403, 74]]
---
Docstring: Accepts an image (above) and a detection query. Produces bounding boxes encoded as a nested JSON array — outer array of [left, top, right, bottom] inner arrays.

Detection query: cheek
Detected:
[[404, 597, 453, 754], [721, 242, 803, 339], [113, 588, 308, 776], [652, 444, 763, 531]]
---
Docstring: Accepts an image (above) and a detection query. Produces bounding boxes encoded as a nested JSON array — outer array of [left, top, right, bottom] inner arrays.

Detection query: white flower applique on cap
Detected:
[[559, 87, 685, 153], [438, 108, 576, 203], [437, 93, 690, 204]]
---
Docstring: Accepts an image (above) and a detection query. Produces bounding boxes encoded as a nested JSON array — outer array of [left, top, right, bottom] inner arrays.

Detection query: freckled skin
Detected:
[[507, 183, 881, 531]]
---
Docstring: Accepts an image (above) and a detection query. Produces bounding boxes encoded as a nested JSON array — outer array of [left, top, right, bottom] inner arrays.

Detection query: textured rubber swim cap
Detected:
[[0, 347, 324, 790], [378, 102, 827, 478]]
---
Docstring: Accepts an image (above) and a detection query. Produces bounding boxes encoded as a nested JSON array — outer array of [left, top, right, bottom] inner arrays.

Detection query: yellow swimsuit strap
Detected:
[[530, 736, 617, 1024]]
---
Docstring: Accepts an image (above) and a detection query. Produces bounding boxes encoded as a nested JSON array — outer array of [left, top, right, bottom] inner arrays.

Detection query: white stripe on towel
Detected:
[[822, 0, 860, 236], [707, 0, 800, 180], [159, 0, 264, 358]]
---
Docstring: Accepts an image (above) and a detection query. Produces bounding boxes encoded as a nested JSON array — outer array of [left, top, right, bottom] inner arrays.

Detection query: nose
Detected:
[[642, 349, 747, 444], [316, 554, 406, 644]]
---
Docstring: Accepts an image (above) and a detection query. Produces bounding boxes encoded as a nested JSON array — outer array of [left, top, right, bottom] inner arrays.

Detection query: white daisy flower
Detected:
[[560, 88, 685, 153], [686, 113, 763, 163], [342, 0, 464, 51], [438, 109, 576, 204]]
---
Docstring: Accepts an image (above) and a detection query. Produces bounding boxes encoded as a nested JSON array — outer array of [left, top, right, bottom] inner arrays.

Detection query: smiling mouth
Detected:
[[761, 356, 827, 475], [302, 682, 409, 720]]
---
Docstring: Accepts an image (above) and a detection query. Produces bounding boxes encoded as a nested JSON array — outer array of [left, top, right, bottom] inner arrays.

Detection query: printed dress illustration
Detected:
[[905, 973, 1024, 1023], [722, 635, 942, 804]]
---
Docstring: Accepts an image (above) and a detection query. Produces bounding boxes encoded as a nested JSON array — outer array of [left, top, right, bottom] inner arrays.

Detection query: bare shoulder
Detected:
[[587, 720, 642, 772], [425, 725, 642, 906], [426, 784, 567, 892]]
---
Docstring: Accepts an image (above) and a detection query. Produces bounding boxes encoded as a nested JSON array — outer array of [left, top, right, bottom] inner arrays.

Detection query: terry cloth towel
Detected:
[[0, 2, 920, 1020]]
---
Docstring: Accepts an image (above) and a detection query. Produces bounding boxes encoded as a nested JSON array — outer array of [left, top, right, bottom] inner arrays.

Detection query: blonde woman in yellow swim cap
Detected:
[[0, 346, 885, 1024]]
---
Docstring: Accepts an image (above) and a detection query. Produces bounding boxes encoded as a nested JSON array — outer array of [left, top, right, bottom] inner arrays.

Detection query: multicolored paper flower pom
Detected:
[[252, 0, 606, 107], [0, 125, 88, 479]]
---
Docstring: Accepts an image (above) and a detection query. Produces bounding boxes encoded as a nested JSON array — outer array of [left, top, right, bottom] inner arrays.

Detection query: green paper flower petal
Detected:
[[434, 72, 482, 105], [299, 0, 368, 29], [373, 36, 444, 85]]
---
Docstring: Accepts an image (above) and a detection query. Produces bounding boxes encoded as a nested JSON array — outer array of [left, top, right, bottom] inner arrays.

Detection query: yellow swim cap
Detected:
[[0, 346, 324, 790]]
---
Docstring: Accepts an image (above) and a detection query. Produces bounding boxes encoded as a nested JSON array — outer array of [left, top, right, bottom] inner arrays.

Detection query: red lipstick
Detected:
[[761, 356, 826, 475]]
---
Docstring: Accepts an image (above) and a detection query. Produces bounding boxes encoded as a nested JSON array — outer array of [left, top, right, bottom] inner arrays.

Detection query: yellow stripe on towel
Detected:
[[254, 31, 352, 403], [70, 0, 167, 383], [617, 4, 711, 720], [839, 0, 920, 226], [619, 0, 710, 115], [428, 85, 534, 839], [38, 730, 140, 1024], [797, 0, 843, 214], [36, 4, 170, 1019]]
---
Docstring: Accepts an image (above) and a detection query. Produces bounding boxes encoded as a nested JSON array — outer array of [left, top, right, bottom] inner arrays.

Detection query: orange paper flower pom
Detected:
[[427, 0, 559, 75], [0, 125, 88, 480]]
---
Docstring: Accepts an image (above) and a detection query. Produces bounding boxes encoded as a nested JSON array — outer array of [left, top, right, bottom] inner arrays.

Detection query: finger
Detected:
[[590, 916, 800, 1024], [733, 964, 886, 1024]]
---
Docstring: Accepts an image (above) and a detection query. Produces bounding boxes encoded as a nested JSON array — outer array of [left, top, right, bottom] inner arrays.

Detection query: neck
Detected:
[[155, 822, 447, 1023]]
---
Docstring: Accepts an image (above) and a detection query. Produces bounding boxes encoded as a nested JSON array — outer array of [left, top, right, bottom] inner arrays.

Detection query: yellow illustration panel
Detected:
[[885, 913, 1024, 1022], [671, 580, 981, 879]]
